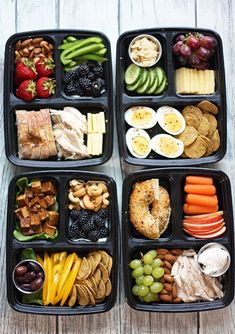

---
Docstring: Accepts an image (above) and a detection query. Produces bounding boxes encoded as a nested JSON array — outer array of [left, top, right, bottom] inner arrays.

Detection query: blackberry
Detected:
[[68, 222, 80, 239], [69, 209, 81, 221], [94, 78, 105, 90], [97, 226, 109, 238], [87, 61, 97, 69], [64, 83, 77, 96], [87, 72, 95, 81], [73, 81, 84, 96], [96, 208, 109, 219], [78, 78, 93, 95], [64, 70, 76, 84], [93, 66, 104, 78], [76, 209, 92, 224], [90, 85, 102, 97], [75, 64, 90, 77], [95, 217, 106, 229], [76, 229, 87, 239], [81, 219, 96, 232], [87, 230, 100, 242]]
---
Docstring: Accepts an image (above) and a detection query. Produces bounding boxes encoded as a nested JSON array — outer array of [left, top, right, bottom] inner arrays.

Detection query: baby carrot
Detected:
[[186, 176, 213, 185], [183, 203, 219, 214], [184, 184, 216, 195], [185, 194, 218, 207]]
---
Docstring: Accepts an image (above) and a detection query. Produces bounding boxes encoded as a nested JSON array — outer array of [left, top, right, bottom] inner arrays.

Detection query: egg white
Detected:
[[156, 106, 186, 135], [151, 134, 184, 158], [125, 106, 157, 129]]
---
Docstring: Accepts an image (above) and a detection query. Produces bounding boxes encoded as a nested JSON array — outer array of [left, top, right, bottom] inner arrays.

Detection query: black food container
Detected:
[[122, 167, 234, 312], [116, 28, 226, 166], [6, 170, 118, 315], [4, 30, 113, 168]]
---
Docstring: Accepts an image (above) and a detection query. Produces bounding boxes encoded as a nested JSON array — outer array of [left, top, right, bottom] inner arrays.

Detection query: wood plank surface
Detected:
[[0, 0, 234, 333]]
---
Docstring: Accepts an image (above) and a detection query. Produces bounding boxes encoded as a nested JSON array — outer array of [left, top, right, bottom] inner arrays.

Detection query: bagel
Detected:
[[129, 179, 170, 239]]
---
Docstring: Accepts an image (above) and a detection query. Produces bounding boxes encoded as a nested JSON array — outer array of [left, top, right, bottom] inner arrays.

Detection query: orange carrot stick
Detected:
[[183, 203, 219, 214], [184, 184, 216, 195], [186, 176, 213, 185], [185, 194, 218, 207]]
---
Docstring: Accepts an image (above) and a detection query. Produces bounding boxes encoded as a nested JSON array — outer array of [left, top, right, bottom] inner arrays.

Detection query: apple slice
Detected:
[[183, 226, 226, 239], [184, 222, 225, 235], [184, 211, 223, 219], [183, 215, 223, 225], [183, 219, 224, 231]]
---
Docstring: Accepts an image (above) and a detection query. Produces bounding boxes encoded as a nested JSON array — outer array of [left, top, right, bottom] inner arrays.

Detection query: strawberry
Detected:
[[16, 80, 37, 101], [36, 77, 55, 98], [15, 59, 37, 85], [35, 57, 55, 77]]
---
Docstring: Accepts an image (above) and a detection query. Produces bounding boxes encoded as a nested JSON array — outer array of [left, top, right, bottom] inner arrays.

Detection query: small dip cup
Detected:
[[128, 34, 162, 67], [12, 259, 45, 294], [197, 242, 231, 277]]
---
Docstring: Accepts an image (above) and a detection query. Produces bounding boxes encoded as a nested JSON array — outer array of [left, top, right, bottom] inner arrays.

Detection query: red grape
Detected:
[[173, 41, 183, 55], [189, 54, 200, 67], [176, 34, 185, 42], [196, 47, 211, 61], [186, 35, 200, 50], [193, 61, 209, 70], [180, 44, 192, 58], [177, 56, 188, 66], [200, 35, 217, 49]]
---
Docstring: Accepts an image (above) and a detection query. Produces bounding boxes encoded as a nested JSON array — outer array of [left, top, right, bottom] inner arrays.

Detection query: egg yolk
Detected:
[[159, 137, 179, 156], [131, 108, 152, 126], [132, 136, 149, 155], [163, 113, 182, 132]]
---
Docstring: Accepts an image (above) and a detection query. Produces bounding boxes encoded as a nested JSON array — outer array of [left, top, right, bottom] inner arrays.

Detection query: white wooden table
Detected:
[[0, 0, 234, 333]]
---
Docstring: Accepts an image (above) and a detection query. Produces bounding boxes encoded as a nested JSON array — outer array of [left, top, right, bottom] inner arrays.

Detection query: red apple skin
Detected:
[[183, 226, 226, 239], [183, 215, 223, 225], [184, 211, 223, 220], [184, 223, 224, 235], [183, 219, 224, 231]]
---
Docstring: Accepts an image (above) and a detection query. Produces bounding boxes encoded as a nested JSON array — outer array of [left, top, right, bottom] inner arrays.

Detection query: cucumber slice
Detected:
[[126, 78, 143, 91], [137, 76, 151, 94], [125, 64, 141, 85], [139, 68, 148, 86], [154, 76, 168, 95], [146, 69, 159, 94], [148, 69, 156, 88], [154, 67, 165, 86]]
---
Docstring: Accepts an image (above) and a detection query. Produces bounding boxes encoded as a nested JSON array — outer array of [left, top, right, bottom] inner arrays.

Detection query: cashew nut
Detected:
[[93, 204, 102, 212], [73, 187, 86, 198], [87, 184, 103, 197], [98, 182, 108, 193], [74, 183, 84, 192], [92, 195, 103, 208], [102, 192, 110, 206], [83, 194, 95, 210], [68, 192, 80, 203], [69, 203, 81, 210], [70, 179, 79, 187]]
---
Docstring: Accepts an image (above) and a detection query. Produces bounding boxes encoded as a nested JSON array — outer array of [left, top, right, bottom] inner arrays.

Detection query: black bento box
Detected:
[[122, 167, 234, 312], [6, 170, 118, 315], [4, 30, 113, 168], [116, 28, 226, 166]]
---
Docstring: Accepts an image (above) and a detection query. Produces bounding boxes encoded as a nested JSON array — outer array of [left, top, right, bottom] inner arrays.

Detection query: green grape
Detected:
[[151, 293, 159, 302], [150, 282, 164, 293], [143, 253, 153, 265], [129, 259, 142, 269], [143, 275, 154, 286], [132, 266, 144, 278], [147, 250, 157, 258], [152, 267, 165, 279], [143, 292, 155, 302], [143, 264, 153, 275], [138, 284, 149, 297], [135, 275, 144, 286], [152, 258, 163, 268], [132, 285, 139, 296], [138, 296, 145, 302]]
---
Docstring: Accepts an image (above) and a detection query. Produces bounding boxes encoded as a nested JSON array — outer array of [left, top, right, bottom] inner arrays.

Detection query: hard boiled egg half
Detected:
[[125, 106, 157, 129], [126, 128, 151, 158], [157, 106, 185, 135], [151, 134, 184, 158]]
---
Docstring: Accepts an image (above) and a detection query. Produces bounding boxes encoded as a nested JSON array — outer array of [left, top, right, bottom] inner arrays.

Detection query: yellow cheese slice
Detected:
[[99, 112, 106, 133]]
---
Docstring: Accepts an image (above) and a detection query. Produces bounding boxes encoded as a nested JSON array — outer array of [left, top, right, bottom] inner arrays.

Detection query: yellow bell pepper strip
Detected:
[[36, 254, 44, 268], [56, 252, 76, 295], [50, 252, 68, 305], [45, 254, 53, 305], [42, 252, 49, 305], [60, 256, 81, 306], [53, 253, 60, 265]]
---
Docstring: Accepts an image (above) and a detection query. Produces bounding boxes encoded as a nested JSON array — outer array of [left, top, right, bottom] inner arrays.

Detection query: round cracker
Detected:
[[181, 152, 189, 158], [197, 100, 219, 115], [197, 116, 210, 136], [183, 113, 200, 129], [177, 126, 198, 146], [98, 250, 110, 268], [96, 279, 106, 299], [98, 262, 109, 283], [211, 129, 220, 152], [184, 136, 207, 158], [182, 106, 203, 120], [105, 279, 112, 297], [203, 112, 217, 137], [77, 257, 92, 280], [76, 284, 90, 306]]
